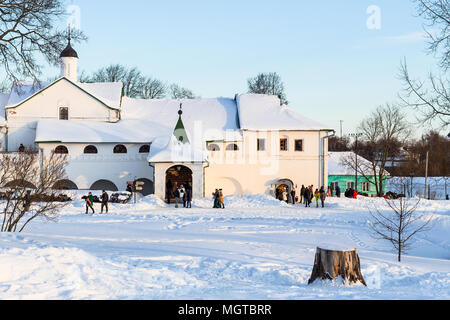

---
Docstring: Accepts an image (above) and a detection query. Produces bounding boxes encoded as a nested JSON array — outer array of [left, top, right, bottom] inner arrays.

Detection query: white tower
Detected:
[[60, 31, 79, 82]]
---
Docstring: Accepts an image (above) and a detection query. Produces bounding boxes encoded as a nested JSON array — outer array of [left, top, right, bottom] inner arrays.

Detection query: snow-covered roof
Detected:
[[78, 82, 123, 110], [6, 81, 50, 107], [121, 97, 243, 142], [0, 93, 9, 126], [5, 79, 123, 110], [328, 152, 390, 176], [236, 94, 331, 131], [35, 119, 168, 144], [148, 135, 208, 163]]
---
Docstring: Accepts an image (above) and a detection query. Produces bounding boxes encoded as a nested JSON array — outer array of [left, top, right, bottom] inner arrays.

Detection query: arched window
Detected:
[[53, 180, 78, 190], [226, 144, 239, 151], [90, 180, 118, 192], [55, 145, 69, 154], [139, 145, 150, 153], [84, 145, 98, 154], [114, 144, 127, 154], [208, 144, 220, 152]]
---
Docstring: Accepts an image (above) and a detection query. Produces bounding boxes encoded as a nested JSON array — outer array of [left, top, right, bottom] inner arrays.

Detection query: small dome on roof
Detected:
[[60, 41, 78, 58]]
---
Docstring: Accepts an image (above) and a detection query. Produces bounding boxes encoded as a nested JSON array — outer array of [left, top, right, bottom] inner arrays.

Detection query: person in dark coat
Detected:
[[24, 190, 32, 211], [213, 189, 220, 208], [186, 185, 192, 208], [100, 190, 109, 214], [174, 186, 181, 208], [335, 185, 341, 198], [290, 188, 296, 205], [126, 184, 133, 193], [300, 185, 305, 204], [165, 179, 173, 203], [304, 187, 311, 207], [319, 186, 326, 208]]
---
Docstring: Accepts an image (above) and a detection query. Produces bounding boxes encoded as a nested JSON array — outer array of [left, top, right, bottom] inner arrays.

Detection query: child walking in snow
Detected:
[[314, 189, 320, 208]]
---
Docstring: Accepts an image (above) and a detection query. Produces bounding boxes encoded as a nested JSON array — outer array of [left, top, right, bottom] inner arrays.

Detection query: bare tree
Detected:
[[415, 0, 450, 70], [169, 83, 197, 99], [368, 197, 432, 262], [121, 67, 144, 98], [0, 78, 11, 93], [89, 64, 126, 83], [341, 104, 411, 196], [140, 76, 167, 99], [247, 72, 288, 105], [0, 149, 70, 233], [86, 64, 171, 99], [328, 136, 351, 152], [0, 0, 86, 83], [398, 1, 450, 128], [88, 64, 143, 97], [398, 60, 450, 128]]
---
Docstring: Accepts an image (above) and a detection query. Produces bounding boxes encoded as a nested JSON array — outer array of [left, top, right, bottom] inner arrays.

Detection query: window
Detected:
[[84, 145, 98, 154], [139, 145, 150, 153], [280, 138, 288, 151], [226, 144, 239, 151], [59, 107, 69, 120], [208, 144, 220, 152], [330, 182, 339, 191], [114, 145, 127, 154], [55, 146, 68, 154], [362, 182, 370, 193], [257, 139, 265, 151], [295, 140, 303, 152], [347, 181, 355, 190]]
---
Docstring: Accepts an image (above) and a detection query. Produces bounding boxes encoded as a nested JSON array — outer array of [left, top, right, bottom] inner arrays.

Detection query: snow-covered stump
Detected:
[[308, 248, 367, 286]]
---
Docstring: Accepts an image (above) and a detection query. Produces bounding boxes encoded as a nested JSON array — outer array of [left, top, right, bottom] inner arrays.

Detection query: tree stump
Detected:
[[308, 248, 367, 286]]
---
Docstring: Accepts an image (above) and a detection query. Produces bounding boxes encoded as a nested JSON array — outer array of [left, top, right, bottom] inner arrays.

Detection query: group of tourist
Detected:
[[300, 185, 327, 208], [276, 185, 328, 208], [171, 183, 193, 209], [84, 190, 109, 214], [212, 189, 225, 209], [344, 188, 358, 199]]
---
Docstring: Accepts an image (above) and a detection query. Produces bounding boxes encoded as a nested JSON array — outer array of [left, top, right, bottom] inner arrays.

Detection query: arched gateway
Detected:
[[275, 179, 294, 201], [165, 165, 193, 204]]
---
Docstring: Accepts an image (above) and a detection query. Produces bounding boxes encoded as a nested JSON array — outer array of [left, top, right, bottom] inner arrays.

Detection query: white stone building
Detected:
[[0, 39, 335, 201]]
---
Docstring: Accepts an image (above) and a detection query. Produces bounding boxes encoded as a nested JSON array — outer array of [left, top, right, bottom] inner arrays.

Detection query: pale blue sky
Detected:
[[45, 0, 440, 137]]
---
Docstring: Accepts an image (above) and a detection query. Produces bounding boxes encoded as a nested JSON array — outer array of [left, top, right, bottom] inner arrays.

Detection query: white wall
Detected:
[[205, 130, 330, 197], [6, 79, 118, 152], [40, 143, 153, 191]]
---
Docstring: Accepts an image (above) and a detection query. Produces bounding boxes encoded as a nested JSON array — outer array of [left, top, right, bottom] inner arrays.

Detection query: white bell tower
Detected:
[[60, 30, 79, 82]]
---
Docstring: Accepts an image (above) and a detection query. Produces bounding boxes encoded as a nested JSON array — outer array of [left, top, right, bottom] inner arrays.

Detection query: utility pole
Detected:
[[424, 151, 429, 199], [134, 176, 137, 204], [340, 120, 344, 138], [349, 133, 363, 192]]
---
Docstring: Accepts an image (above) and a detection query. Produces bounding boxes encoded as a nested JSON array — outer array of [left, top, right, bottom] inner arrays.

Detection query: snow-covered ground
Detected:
[[0, 193, 448, 300]]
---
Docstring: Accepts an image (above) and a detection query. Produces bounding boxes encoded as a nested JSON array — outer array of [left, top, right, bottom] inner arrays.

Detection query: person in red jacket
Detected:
[[353, 189, 358, 199]]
